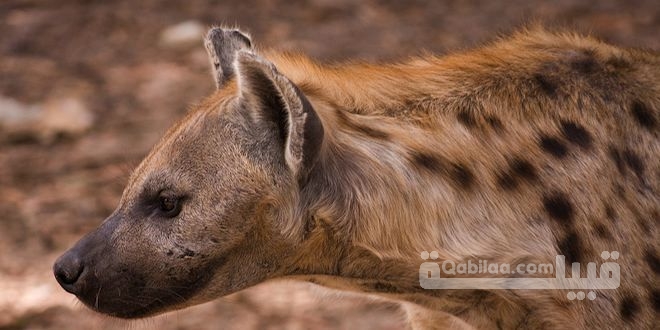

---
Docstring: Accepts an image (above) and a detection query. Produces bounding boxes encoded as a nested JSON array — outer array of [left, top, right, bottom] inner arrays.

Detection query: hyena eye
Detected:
[[158, 194, 182, 218]]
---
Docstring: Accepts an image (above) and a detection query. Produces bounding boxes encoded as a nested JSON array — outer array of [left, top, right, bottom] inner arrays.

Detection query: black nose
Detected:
[[53, 252, 84, 294]]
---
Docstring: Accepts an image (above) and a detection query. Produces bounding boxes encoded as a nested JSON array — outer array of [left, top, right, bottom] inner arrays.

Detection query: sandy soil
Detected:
[[0, 0, 658, 329]]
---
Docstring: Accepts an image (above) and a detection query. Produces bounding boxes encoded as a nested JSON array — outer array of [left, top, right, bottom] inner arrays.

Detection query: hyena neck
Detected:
[[294, 101, 463, 262], [280, 105, 468, 296]]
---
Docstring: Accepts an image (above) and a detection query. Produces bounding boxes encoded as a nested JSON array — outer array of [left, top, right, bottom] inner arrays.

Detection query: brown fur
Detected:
[[54, 27, 659, 329]]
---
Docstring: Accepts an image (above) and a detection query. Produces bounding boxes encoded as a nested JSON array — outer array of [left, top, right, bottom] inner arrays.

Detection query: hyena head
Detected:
[[53, 28, 324, 318]]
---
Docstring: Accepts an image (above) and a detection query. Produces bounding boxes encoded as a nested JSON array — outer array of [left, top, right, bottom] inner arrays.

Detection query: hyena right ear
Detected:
[[204, 27, 253, 88], [236, 51, 324, 184]]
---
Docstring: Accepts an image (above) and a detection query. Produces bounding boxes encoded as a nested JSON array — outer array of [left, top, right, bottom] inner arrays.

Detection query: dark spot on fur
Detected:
[[450, 163, 474, 189], [593, 223, 612, 239], [543, 193, 574, 225], [457, 110, 476, 128], [622, 150, 645, 179], [619, 295, 640, 321], [534, 73, 558, 96], [511, 158, 538, 181], [631, 100, 657, 130], [606, 56, 630, 69], [497, 172, 518, 190], [570, 50, 598, 74], [370, 281, 402, 293], [335, 109, 390, 140], [166, 250, 174, 256], [644, 249, 660, 274], [485, 115, 503, 131], [636, 215, 650, 232], [614, 183, 625, 197], [539, 135, 568, 158], [560, 121, 593, 149], [608, 146, 626, 174], [605, 205, 616, 222], [459, 289, 492, 307], [558, 230, 582, 264], [651, 289, 660, 312], [412, 153, 475, 190], [497, 158, 538, 190], [473, 289, 491, 302], [411, 152, 444, 173], [609, 146, 646, 182]]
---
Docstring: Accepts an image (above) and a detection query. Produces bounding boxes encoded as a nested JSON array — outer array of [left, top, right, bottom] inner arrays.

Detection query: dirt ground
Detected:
[[0, 0, 658, 329]]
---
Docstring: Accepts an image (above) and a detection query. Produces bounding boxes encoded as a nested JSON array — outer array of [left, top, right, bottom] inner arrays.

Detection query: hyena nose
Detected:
[[53, 252, 85, 294]]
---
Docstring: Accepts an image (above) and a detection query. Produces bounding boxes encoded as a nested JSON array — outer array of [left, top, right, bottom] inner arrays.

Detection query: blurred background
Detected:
[[0, 0, 658, 329]]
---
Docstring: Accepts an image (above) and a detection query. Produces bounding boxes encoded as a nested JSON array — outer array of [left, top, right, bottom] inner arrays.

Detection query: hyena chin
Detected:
[[54, 27, 658, 328]]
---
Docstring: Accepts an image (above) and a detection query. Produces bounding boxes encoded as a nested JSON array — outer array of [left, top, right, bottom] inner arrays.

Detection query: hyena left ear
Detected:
[[236, 51, 324, 183], [204, 27, 253, 88]]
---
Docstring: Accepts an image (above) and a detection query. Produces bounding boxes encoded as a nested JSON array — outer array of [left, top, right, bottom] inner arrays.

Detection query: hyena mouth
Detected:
[[55, 236, 229, 319], [69, 266, 220, 319]]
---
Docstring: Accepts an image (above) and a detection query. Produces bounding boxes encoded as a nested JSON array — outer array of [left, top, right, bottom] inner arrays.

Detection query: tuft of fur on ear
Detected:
[[204, 27, 253, 88], [236, 51, 324, 183]]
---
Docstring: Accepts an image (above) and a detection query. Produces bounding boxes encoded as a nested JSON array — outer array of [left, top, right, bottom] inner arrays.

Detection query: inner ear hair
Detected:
[[236, 52, 325, 183], [204, 27, 253, 88]]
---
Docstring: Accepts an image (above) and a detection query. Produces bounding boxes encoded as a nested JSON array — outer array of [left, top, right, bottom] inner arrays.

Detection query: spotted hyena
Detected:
[[54, 27, 658, 329]]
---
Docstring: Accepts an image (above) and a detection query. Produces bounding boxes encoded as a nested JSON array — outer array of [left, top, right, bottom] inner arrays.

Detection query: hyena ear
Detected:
[[236, 51, 324, 183], [204, 27, 253, 88]]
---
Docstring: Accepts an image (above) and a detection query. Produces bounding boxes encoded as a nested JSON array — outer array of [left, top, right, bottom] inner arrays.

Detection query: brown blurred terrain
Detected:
[[0, 0, 658, 329]]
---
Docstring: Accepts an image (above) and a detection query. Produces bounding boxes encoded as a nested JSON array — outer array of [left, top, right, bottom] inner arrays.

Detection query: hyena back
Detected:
[[54, 27, 658, 329]]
